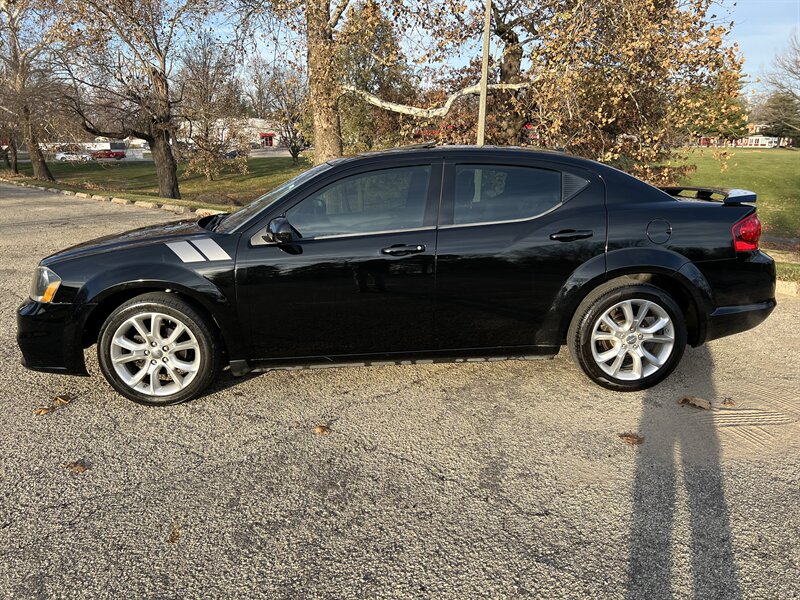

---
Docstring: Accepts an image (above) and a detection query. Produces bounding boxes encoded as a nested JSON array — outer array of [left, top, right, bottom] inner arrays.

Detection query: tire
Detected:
[[567, 281, 687, 391], [97, 292, 222, 406]]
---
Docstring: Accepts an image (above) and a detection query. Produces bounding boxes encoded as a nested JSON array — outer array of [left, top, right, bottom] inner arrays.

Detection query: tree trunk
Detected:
[[0, 146, 9, 171], [494, 25, 526, 146], [150, 132, 181, 199], [22, 105, 54, 181], [9, 138, 18, 174], [307, 0, 343, 163]]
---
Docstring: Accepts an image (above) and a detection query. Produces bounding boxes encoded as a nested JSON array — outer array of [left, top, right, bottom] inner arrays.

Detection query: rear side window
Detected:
[[453, 165, 562, 225], [287, 165, 431, 238]]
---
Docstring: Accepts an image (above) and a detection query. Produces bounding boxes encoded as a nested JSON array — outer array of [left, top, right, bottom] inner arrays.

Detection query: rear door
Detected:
[[435, 156, 606, 350]]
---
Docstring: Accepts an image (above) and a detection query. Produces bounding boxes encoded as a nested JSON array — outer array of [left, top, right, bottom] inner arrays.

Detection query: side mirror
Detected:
[[267, 217, 294, 244]]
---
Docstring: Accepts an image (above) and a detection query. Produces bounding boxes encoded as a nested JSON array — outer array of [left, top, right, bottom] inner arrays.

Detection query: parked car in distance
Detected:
[[17, 145, 776, 405], [55, 151, 92, 162], [224, 149, 247, 159], [91, 149, 126, 160]]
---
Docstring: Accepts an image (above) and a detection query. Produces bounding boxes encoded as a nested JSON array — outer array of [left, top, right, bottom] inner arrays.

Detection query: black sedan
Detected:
[[17, 146, 776, 405]]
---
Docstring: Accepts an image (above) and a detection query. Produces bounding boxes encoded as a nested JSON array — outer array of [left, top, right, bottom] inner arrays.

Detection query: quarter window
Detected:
[[453, 165, 562, 225], [286, 165, 431, 238]]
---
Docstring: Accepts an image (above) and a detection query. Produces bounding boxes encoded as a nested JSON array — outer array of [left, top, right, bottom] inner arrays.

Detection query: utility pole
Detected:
[[476, 0, 492, 146]]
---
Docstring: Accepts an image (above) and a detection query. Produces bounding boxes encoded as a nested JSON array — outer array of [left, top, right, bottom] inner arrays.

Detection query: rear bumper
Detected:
[[17, 299, 88, 376], [704, 299, 776, 343]]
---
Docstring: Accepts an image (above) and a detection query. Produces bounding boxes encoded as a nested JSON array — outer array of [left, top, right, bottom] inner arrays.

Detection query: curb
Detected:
[[776, 280, 799, 297], [0, 176, 218, 216]]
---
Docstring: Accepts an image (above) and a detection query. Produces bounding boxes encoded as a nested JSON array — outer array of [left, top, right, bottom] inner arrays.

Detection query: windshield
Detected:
[[215, 163, 332, 233]]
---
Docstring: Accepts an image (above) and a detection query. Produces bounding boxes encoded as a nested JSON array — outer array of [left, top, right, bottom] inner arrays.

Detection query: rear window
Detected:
[[453, 165, 562, 225]]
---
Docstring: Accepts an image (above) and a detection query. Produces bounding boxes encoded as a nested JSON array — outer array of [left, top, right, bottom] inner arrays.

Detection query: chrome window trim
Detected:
[[439, 201, 565, 229], [250, 225, 436, 247]]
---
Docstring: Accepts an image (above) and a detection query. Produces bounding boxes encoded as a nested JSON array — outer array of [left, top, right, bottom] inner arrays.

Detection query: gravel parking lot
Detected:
[[1, 183, 798, 599]]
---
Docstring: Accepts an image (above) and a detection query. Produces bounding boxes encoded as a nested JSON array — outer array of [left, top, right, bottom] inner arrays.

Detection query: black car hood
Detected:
[[42, 219, 209, 265]]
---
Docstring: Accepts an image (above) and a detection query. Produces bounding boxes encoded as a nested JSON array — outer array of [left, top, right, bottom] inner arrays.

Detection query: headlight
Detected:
[[30, 266, 62, 303]]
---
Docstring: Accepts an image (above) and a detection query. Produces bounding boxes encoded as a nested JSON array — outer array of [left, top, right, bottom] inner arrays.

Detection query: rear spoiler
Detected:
[[658, 186, 757, 205]]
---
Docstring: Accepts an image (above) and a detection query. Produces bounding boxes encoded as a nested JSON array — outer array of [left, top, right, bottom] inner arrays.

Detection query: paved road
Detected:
[[1, 183, 798, 599]]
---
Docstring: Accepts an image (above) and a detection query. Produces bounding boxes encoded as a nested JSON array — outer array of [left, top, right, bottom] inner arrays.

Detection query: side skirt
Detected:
[[232, 346, 560, 376]]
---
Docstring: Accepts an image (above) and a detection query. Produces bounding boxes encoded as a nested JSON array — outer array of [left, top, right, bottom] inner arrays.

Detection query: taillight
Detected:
[[732, 213, 761, 252]]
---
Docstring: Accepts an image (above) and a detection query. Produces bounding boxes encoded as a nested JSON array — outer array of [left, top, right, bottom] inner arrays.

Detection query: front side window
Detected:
[[286, 165, 431, 238], [453, 165, 562, 225]]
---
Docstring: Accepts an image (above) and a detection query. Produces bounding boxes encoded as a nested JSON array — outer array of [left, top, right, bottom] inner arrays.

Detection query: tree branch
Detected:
[[328, 0, 351, 29], [340, 82, 532, 119]]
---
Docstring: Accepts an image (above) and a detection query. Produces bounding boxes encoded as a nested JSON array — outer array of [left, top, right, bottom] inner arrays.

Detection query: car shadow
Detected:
[[626, 345, 742, 599]]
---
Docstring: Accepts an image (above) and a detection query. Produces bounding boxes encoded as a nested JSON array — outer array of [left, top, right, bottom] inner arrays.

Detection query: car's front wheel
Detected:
[[98, 292, 221, 405], [568, 282, 687, 391]]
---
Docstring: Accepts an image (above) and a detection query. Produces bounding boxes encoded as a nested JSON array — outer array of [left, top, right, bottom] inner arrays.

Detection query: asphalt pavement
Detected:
[[0, 183, 798, 599]]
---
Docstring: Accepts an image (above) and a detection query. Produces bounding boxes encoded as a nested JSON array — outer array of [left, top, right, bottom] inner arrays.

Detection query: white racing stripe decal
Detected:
[[166, 241, 206, 263], [191, 238, 232, 261]]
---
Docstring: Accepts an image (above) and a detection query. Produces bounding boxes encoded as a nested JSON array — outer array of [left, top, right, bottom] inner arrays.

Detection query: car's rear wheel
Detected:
[[568, 282, 687, 391], [98, 293, 221, 405]]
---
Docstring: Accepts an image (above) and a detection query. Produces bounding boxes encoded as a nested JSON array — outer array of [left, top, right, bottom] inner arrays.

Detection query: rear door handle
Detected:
[[549, 229, 593, 242], [381, 244, 426, 256]]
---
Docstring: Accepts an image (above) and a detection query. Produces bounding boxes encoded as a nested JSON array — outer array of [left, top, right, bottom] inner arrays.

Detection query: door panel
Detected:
[[237, 162, 441, 360], [435, 160, 606, 350]]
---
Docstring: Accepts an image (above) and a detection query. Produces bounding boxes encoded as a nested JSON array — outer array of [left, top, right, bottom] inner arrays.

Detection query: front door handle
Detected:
[[381, 244, 426, 256], [549, 229, 593, 242]]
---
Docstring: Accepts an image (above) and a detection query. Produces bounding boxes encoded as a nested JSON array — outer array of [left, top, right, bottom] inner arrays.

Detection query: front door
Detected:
[[237, 161, 442, 361], [434, 158, 607, 350]]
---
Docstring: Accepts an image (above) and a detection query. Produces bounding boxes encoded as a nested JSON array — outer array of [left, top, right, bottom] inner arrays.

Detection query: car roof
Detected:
[[324, 144, 606, 171]]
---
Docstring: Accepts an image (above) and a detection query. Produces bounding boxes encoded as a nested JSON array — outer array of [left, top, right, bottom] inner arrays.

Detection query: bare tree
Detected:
[[0, 0, 60, 181], [60, 0, 222, 199], [264, 68, 306, 163], [177, 34, 249, 180], [766, 30, 800, 134]]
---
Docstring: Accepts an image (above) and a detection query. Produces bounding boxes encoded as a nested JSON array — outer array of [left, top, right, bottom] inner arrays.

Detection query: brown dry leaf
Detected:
[[166, 521, 181, 544], [314, 424, 331, 436], [721, 397, 736, 407], [678, 396, 712, 410], [34, 406, 55, 416], [53, 395, 72, 406], [618, 432, 645, 445], [63, 459, 90, 475]]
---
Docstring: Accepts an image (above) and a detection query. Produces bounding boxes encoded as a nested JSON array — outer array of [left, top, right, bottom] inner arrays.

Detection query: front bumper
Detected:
[[704, 299, 776, 343], [17, 299, 89, 376]]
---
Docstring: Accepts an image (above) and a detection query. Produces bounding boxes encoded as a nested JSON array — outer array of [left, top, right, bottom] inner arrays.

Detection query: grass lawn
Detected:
[[679, 148, 800, 239], [15, 157, 313, 211]]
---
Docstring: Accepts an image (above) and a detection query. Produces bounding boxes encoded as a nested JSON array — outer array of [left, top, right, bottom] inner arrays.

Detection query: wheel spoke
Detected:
[[131, 316, 150, 340], [128, 363, 149, 387], [596, 346, 620, 362], [640, 316, 670, 334], [635, 300, 651, 323], [592, 332, 617, 342], [641, 345, 663, 367], [629, 351, 643, 378], [165, 323, 186, 344], [171, 341, 197, 353], [620, 301, 634, 329], [164, 364, 184, 387], [171, 356, 199, 372], [609, 351, 625, 376], [644, 334, 673, 344], [601, 314, 622, 332], [151, 314, 164, 342], [113, 336, 145, 352], [112, 352, 144, 365]]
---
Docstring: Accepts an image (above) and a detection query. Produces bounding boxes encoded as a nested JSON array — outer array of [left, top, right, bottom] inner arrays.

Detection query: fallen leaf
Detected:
[[63, 459, 90, 475], [314, 424, 331, 436], [53, 395, 72, 406], [34, 406, 55, 416], [678, 396, 711, 410], [721, 397, 736, 407], [618, 432, 644, 445], [166, 521, 181, 544]]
